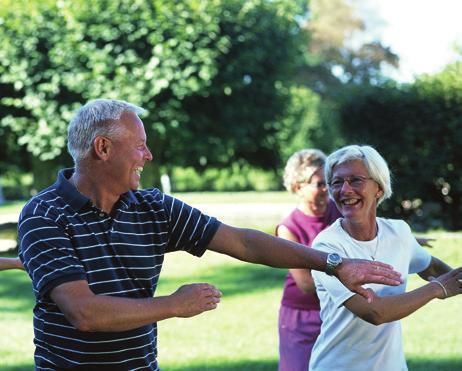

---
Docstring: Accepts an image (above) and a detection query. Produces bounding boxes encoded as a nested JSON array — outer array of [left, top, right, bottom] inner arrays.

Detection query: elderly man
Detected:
[[19, 99, 401, 370]]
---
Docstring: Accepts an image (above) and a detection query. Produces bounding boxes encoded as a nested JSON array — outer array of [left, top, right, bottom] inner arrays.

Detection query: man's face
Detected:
[[107, 111, 153, 192]]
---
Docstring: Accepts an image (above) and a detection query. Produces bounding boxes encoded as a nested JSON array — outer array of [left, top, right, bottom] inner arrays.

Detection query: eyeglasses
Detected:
[[328, 176, 373, 190], [301, 181, 327, 189]]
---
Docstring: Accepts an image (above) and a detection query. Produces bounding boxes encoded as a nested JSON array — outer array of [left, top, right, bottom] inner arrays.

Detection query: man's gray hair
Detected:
[[67, 99, 146, 165], [325, 145, 392, 205]]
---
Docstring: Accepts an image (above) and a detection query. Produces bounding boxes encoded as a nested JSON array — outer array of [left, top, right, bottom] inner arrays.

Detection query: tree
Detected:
[[0, 0, 307, 188], [336, 62, 462, 230], [299, 0, 399, 96]]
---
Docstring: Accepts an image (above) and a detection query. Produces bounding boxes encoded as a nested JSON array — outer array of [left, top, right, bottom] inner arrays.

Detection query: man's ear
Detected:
[[93, 136, 112, 160]]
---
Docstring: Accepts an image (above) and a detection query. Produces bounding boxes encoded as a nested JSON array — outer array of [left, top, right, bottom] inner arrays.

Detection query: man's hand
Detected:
[[171, 283, 222, 317], [335, 259, 403, 303]]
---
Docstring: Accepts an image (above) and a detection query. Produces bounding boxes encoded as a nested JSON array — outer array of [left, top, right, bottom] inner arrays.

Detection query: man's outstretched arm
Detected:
[[207, 223, 402, 302]]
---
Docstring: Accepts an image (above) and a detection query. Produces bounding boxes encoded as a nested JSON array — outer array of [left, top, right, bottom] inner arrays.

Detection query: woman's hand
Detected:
[[431, 267, 462, 299]]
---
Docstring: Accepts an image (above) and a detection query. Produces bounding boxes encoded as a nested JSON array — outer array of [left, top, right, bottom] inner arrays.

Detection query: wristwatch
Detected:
[[326, 253, 343, 276]]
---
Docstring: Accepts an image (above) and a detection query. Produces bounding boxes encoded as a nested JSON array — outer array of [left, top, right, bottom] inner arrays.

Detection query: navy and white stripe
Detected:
[[19, 168, 220, 370]]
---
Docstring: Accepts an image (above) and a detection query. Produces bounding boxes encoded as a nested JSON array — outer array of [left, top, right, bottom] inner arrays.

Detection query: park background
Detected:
[[0, 0, 461, 370]]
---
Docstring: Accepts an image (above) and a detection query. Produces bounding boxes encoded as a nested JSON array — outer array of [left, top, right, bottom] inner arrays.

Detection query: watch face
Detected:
[[329, 253, 341, 265]]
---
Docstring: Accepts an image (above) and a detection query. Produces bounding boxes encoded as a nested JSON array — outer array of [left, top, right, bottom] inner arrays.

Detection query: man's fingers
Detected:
[[354, 286, 375, 303], [372, 261, 395, 270], [201, 287, 222, 298], [364, 273, 402, 286], [367, 262, 403, 283]]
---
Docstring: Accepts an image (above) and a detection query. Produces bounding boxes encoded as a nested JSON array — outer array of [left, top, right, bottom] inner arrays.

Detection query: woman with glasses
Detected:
[[309, 144, 462, 371], [276, 149, 342, 371]]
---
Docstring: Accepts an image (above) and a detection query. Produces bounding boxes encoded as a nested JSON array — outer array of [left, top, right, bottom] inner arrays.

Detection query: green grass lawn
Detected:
[[1, 235, 461, 370], [0, 193, 295, 216], [173, 191, 296, 205], [0, 201, 26, 216]]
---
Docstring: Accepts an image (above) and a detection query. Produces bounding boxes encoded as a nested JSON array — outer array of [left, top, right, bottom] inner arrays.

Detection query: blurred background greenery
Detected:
[[0, 0, 461, 230], [1, 1, 462, 369]]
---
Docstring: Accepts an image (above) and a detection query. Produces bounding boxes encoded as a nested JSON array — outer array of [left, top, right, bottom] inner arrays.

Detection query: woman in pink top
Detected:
[[276, 149, 341, 371]]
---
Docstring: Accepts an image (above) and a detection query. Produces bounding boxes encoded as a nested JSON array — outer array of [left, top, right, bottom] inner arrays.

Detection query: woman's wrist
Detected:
[[430, 279, 448, 299]]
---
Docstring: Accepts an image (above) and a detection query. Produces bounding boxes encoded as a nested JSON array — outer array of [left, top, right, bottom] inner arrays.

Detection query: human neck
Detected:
[[341, 218, 377, 241], [298, 202, 326, 217], [71, 168, 120, 214]]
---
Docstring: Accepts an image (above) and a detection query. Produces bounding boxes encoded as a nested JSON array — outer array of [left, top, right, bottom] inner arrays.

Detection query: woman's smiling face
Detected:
[[330, 160, 382, 224]]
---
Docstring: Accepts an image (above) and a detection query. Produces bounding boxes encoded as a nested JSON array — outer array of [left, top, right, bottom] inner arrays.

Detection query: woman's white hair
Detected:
[[324, 145, 392, 205], [67, 99, 146, 165], [283, 149, 326, 193]]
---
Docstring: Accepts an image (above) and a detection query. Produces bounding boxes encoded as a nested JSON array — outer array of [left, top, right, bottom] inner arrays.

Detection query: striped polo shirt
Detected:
[[18, 168, 220, 370]]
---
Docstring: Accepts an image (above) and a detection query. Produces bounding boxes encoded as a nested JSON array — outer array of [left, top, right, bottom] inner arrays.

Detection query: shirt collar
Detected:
[[55, 168, 140, 211]]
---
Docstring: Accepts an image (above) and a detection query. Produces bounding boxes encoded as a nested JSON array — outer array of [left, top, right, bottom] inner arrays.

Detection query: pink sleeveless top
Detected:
[[278, 201, 341, 310]]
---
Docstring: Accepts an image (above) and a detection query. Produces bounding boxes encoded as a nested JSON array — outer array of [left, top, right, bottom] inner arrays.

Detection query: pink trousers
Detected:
[[278, 305, 321, 371]]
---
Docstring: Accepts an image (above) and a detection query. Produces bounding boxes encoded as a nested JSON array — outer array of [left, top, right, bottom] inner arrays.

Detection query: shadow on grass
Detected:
[[1, 363, 35, 371], [162, 359, 277, 371], [0, 270, 34, 313], [0, 357, 460, 371], [161, 358, 462, 371], [158, 263, 286, 298], [407, 357, 462, 371]]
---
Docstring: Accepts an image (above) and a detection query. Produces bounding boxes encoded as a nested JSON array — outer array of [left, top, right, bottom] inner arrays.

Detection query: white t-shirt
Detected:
[[310, 218, 432, 371]]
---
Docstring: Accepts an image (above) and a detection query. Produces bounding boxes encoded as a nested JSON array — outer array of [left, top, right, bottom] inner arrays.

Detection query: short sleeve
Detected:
[[162, 194, 221, 256], [18, 205, 86, 298], [311, 241, 356, 308], [408, 236, 432, 274]]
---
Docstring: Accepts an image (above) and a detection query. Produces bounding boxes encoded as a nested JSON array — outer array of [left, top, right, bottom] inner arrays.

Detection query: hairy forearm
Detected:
[[60, 294, 178, 332], [208, 224, 403, 302], [51, 281, 220, 332], [239, 228, 328, 270]]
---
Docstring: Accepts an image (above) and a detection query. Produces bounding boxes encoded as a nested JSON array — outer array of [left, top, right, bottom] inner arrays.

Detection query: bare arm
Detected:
[[418, 256, 452, 281], [207, 223, 402, 301], [276, 225, 315, 294], [344, 267, 462, 325], [50, 280, 221, 332], [0, 257, 25, 271]]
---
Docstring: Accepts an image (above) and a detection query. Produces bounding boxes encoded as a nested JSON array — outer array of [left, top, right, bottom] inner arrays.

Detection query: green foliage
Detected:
[[276, 85, 344, 162], [336, 62, 462, 230], [170, 164, 280, 192], [0, 0, 308, 187], [300, 0, 399, 95]]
